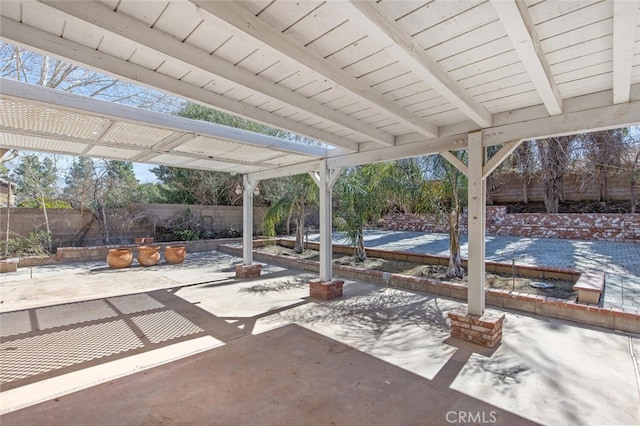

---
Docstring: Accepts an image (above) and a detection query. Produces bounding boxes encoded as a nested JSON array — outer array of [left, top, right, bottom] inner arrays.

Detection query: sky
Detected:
[[133, 163, 157, 183]]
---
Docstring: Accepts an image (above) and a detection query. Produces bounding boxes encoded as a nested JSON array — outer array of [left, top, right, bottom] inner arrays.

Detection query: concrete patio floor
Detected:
[[1, 251, 639, 425]]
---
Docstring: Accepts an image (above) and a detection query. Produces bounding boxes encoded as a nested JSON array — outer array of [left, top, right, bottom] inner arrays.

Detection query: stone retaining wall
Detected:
[[383, 207, 640, 242]]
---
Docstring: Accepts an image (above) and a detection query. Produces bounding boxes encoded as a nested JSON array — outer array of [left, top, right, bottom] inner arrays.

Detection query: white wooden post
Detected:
[[242, 175, 259, 266], [467, 131, 486, 315], [319, 165, 332, 281], [310, 161, 343, 282]]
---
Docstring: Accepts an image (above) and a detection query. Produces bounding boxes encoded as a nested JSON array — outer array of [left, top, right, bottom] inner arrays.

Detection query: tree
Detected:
[[581, 129, 627, 202], [152, 103, 291, 205], [622, 130, 640, 213], [263, 174, 318, 253], [417, 153, 468, 278], [334, 163, 392, 261], [62, 158, 140, 244], [536, 137, 571, 213], [177, 103, 288, 137], [1, 43, 181, 111], [150, 166, 238, 205], [382, 158, 431, 213], [510, 141, 537, 204], [10, 154, 60, 250]]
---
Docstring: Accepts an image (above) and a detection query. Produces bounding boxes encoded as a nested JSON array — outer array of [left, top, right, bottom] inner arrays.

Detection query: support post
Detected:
[[236, 175, 262, 278], [309, 161, 344, 300], [318, 165, 332, 282], [467, 131, 486, 315], [447, 131, 505, 348]]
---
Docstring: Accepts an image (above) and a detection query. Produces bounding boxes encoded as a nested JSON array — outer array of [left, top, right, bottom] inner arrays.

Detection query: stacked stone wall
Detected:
[[383, 206, 640, 241]]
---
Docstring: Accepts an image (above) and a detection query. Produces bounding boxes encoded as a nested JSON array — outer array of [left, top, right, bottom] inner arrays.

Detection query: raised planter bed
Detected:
[[0, 258, 19, 273], [218, 239, 639, 334]]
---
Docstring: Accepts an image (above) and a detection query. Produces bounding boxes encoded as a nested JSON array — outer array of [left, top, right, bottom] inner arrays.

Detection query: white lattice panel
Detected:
[[0, 320, 143, 384], [36, 300, 118, 330], [86, 145, 142, 160], [0, 98, 109, 138], [0, 134, 88, 154], [131, 310, 203, 344], [101, 121, 174, 147]]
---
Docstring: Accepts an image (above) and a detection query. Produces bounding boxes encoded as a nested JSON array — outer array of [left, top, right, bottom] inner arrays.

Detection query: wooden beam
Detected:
[[191, 0, 439, 139], [612, 0, 640, 104], [439, 151, 468, 177], [308, 171, 321, 187], [248, 160, 324, 181], [482, 96, 640, 147], [483, 141, 522, 179], [37, 0, 394, 147], [328, 135, 467, 169], [491, 0, 563, 115], [347, 1, 492, 128], [0, 17, 358, 152]]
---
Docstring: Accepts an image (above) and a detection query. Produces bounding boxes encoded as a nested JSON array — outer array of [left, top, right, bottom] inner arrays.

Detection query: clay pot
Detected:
[[165, 245, 187, 264], [137, 245, 161, 267], [106, 248, 133, 269], [134, 237, 155, 245]]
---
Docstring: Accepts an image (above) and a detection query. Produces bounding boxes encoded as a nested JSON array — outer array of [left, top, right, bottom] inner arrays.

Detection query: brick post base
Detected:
[[309, 279, 344, 300], [235, 263, 262, 278], [448, 307, 505, 348]]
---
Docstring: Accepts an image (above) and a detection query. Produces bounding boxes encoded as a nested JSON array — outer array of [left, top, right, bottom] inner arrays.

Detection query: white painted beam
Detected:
[[482, 141, 522, 179], [308, 171, 321, 187], [467, 131, 486, 316], [328, 167, 343, 190], [491, 0, 563, 115], [274, 87, 640, 175], [37, 0, 394, 148], [247, 160, 324, 181], [612, 0, 640, 104], [482, 97, 640, 147], [439, 151, 468, 177], [190, 0, 439, 139], [328, 135, 467, 169], [347, 1, 492, 128], [0, 17, 358, 152]]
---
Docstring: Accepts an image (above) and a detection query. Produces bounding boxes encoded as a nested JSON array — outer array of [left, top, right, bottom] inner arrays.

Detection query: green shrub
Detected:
[[0, 230, 53, 257]]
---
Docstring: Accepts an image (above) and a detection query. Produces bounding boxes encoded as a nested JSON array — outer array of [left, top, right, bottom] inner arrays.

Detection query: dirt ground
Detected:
[[257, 244, 577, 300]]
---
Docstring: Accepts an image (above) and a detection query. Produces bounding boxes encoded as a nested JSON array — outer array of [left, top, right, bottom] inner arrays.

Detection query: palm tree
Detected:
[[262, 174, 318, 253], [334, 164, 392, 261], [418, 153, 468, 278]]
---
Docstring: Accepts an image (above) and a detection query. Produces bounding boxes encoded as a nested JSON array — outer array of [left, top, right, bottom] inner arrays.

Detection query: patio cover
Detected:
[[2, 0, 640, 315]]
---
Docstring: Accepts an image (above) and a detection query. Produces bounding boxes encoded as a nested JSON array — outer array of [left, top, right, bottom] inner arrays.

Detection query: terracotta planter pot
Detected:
[[165, 245, 187, 264], [106, 248, 133, 269], [134, 237, 155, 245], [137, 245, 161, 267]]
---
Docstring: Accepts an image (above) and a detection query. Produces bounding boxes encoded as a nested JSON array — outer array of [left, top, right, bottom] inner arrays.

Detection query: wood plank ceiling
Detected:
[[1, 0, 640, 174]]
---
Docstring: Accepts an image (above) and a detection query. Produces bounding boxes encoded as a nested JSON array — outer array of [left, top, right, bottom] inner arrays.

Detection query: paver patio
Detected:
[[0, 250, 638, 425]]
